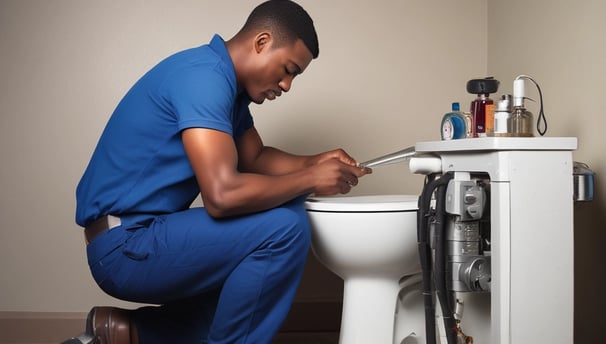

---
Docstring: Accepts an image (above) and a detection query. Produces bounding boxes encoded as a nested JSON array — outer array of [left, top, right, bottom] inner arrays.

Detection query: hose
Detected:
[[417, 175, 439, 344], [433, 173, 458, 344], [417, 172, 459, 344], [417, 173, 452, 344]]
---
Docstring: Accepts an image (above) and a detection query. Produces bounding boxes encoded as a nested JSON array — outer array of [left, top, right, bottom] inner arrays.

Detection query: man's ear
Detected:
[[254, 32, 272, 54]]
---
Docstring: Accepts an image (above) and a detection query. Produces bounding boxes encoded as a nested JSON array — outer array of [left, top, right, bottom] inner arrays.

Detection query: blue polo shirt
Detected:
[[76, 35, 253, 227]]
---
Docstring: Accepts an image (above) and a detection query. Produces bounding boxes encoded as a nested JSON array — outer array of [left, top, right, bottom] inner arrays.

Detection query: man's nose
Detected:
[[279, 75, 295, 92]]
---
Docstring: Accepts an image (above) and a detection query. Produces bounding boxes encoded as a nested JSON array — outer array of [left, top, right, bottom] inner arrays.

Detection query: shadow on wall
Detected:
[[573, 191, 606, 343]]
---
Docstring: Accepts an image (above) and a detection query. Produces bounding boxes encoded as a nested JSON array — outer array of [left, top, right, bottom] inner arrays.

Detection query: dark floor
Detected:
[[272, 332, 339, 344], [4, 333, 340, 344]]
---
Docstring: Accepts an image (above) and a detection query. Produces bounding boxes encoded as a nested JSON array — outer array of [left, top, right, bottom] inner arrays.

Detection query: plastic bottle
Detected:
[[484, 97, 496, 136], [490, 94, 512, 137]]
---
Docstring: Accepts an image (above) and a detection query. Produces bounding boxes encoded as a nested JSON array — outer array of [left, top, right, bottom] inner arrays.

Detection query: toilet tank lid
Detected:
[[305, 195, 418, 212]]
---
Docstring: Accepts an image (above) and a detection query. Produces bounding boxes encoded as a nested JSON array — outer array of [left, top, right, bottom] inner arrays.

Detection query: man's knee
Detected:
[[266, 206, 311, 254]]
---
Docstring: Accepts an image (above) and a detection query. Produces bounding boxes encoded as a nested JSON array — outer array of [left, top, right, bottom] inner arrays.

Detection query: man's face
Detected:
[[244, 37, 313, 104]]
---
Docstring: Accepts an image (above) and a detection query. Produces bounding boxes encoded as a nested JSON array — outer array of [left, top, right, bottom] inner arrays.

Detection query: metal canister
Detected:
[[573, 161, 595, 201]]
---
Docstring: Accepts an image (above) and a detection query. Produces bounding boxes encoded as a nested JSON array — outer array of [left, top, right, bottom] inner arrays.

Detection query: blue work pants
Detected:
[[85, 196, 311, 343]]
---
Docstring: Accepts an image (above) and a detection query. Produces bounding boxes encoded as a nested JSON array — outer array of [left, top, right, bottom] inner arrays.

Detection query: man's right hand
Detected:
[[309, 157, 371, 196]]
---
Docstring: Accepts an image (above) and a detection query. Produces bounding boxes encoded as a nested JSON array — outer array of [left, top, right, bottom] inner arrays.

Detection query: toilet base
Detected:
[[395, 276, 426, 344], [338, 277, 402, 344]]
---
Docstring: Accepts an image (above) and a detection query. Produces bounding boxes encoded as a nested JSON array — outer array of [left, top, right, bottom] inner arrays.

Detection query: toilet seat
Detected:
[[305, 195, 418, 212]]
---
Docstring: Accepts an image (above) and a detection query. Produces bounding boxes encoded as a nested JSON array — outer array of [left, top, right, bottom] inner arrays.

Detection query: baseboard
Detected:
[[0, 301, 341, 343], [0, 311, 87, 343]]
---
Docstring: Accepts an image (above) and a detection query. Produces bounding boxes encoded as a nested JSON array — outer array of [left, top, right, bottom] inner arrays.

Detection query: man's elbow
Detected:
[[201, 193, 233, 218]]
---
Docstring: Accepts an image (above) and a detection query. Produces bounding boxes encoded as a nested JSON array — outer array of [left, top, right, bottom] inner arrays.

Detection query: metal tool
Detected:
[[358, 146, 416, 169]]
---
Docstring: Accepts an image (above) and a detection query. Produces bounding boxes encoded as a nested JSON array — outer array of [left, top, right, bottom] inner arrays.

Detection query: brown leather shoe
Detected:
[[86, 307, 138, 344]]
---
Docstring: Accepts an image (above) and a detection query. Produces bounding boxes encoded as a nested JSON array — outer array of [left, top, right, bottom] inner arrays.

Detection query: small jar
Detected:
[[509, 106, 534, 137]]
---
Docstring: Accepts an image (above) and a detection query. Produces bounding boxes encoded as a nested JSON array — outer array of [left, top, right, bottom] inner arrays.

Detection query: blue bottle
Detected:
[[441, 102, 469, 140]]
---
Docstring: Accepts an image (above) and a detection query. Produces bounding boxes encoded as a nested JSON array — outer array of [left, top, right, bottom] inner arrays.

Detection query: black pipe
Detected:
[[433, 173, 458, 344], [417, 174, 446, 344]]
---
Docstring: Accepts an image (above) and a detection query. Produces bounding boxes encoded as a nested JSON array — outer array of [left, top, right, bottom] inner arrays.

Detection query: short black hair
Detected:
[[241, 0, 319, 58]]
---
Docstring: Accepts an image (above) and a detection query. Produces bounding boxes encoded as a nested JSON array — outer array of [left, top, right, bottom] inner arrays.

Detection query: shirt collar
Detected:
[[209, 34, 234, 71], [209, 34, 249, 102]]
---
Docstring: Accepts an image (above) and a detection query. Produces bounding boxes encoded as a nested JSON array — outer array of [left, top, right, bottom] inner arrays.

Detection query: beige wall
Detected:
[[0, 0, 486, 313], [488, 0, 606, 341], [5, 0, 602, 341]]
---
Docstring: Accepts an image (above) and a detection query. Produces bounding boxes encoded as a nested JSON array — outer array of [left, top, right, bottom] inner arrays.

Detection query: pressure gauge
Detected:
[[441, 113, 467, 140], [441, 117, 455, 140]]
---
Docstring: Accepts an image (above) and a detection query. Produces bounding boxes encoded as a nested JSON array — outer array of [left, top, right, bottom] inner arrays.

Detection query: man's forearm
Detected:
[[245, 146, 315, 175]]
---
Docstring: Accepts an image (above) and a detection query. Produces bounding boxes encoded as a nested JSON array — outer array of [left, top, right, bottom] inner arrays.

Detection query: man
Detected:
[[73, 1, 370, 343]]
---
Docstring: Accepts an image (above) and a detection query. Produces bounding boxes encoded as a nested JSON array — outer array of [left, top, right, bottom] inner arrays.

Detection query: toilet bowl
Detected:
[[305, 195, 424, 344]]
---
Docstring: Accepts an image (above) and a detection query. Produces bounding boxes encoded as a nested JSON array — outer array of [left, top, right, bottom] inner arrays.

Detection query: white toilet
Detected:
[[305, 195, 426, 344]]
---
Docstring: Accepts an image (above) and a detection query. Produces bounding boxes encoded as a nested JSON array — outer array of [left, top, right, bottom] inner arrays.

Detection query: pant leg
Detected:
[[86, 196, 311, 344], [132, 291, 220, 344]]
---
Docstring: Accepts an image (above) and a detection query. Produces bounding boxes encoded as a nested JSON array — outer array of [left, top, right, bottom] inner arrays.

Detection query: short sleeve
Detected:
[[166, 63, 237, 135]]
